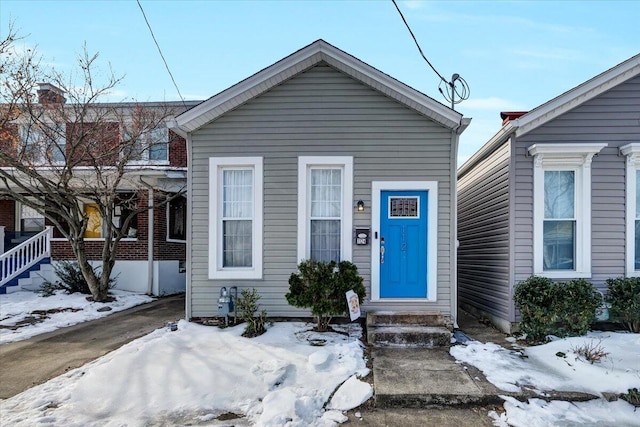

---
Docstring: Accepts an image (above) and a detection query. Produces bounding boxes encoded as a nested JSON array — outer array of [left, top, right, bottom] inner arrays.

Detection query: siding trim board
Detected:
[[620, 143, 640, 277]]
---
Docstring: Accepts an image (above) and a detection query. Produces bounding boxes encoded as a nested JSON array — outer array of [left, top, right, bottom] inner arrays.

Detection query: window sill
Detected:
[[209, 268, 262, 280], [535, 270, 591, 280], [167, 238, 187, 243]]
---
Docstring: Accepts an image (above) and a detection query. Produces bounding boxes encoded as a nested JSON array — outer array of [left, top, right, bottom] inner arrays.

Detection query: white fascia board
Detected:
[[174, 40, 463, 133], [515, 54, 640, 138]]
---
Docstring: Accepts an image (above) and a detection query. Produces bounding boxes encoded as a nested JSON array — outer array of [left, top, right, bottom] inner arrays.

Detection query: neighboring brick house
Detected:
[[1, 83, 200, 295]]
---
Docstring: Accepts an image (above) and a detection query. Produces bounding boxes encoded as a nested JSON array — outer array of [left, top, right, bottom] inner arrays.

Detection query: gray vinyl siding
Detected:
[[513, 75, 640, 293], [457, 140, 511, 321], [189, 64, 455, 318]]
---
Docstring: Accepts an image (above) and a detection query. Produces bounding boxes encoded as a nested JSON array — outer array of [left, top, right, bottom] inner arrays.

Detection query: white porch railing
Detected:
[[0, 227, 52, 287]]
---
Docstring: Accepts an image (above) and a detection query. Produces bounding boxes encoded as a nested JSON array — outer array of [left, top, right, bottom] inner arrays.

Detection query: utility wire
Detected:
[[391, 0, 447, 84], [137, 0, 186, 107]]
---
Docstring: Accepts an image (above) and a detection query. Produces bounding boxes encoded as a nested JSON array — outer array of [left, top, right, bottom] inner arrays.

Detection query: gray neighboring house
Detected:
[[458, 53, 640, 333], [170, 40, 470, 323]]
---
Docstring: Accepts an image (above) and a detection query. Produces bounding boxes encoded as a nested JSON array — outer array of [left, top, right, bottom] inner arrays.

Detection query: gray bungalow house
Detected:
[[458, 53, 640, 332], [170, 40, 470, 324]]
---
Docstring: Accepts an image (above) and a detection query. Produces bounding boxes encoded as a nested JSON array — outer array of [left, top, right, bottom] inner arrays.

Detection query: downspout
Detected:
[[139, 176, 154, 295], [451, 117, 471, 329]]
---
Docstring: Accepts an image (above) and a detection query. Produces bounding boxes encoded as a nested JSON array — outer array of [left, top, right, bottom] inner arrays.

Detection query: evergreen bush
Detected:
[[40, 260, 116, 296], [514, 276, 601, 342], [286, 260, 365, 332], [605, 277, 640, 333], [236, 288, 268, 338]]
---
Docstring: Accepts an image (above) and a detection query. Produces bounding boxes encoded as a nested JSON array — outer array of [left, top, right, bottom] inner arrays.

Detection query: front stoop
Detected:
[[367, 311, 453, 349]]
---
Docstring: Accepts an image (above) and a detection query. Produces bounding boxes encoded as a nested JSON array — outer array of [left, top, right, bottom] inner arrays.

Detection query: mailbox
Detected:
[[355, 228, 370, 245]]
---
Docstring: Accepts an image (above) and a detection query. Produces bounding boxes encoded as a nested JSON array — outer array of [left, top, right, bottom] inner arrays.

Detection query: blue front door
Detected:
[[380, 190, 428, 298]]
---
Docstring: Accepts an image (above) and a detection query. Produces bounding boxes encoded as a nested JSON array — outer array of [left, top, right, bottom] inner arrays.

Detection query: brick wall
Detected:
[[0, 200, 16, 231], [168, 131, 187, 167]]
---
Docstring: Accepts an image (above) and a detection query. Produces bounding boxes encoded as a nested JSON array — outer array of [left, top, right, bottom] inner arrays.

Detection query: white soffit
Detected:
[[173, 39, 463, 133], [514, 53, 640, 137]]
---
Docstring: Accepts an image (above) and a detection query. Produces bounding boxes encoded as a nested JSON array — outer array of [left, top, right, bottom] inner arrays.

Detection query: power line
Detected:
[[136, 0, 186, 107], [391, 0, 447, 84], [390, 0, 470, 110]]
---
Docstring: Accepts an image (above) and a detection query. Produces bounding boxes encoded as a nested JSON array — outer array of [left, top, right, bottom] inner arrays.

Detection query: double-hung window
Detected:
[[620, 143, 640, 276], [529, 143, 607, 278], [126, 126, 169, 164], [19, 123, 66, 164], [209, 157, 263, 279], [298, 157, 353, 263]]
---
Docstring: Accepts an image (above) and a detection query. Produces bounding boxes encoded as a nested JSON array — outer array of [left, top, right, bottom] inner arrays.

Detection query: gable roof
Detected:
[[459, 52, 640, 176], [171, 39, 466, 135]]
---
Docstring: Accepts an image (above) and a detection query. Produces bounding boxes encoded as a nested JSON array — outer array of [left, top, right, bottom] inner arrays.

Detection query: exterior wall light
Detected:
[[357, 200, 365, 212]]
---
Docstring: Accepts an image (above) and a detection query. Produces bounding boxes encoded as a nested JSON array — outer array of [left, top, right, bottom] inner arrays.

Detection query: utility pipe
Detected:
[[139, 176, 154, 295]]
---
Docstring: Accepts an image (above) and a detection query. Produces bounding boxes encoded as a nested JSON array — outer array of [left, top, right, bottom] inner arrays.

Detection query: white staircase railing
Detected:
[[0, 227, 52, 287]]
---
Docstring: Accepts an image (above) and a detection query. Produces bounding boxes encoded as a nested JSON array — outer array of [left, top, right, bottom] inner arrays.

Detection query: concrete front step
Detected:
[[367, 311, 451, 328], [367, 311, 453, 348], [368, 325, 452, 348]]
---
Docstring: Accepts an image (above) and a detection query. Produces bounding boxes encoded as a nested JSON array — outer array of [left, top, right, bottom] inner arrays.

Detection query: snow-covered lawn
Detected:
[[451, 332, 640, 426], [0, 321, 372, 427], [0, 290, 154, 344]]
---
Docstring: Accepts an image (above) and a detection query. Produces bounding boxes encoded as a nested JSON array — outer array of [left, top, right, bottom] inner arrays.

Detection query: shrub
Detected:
[[236, 288, 268, 338], [554, 278, 602, 336], [286, 260, 365, 332], [621, 388, 640, 407], [40, 260, 116, 295], [513, 276, 556, 342], [571, 339, 609, 364], [514, 276, 602, 342], [605, 277, 640, 333]]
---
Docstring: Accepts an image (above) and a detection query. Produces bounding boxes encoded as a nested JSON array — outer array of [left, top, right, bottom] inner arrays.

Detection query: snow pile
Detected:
[[451, 332, 640, 395], [0, 321, 371, 426], [0, 290, 153, 344], [490, 396, 640, 427]]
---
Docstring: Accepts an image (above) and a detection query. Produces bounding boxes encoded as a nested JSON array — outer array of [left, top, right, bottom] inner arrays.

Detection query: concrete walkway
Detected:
[[346, 310, 599, 426], [0, 294, 184, 399]]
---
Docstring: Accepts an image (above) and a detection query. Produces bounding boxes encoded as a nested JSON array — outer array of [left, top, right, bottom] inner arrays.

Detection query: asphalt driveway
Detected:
[[0, 294, 184, 399]]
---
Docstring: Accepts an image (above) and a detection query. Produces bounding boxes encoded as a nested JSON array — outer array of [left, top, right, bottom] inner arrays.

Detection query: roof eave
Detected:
[[174, 40, 463, 133], [458, 122, 515, 177]]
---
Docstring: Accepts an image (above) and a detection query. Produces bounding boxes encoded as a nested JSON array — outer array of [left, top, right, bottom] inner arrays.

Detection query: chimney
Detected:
[[500, 111, 527, 126], [37, 83, 66, 105]]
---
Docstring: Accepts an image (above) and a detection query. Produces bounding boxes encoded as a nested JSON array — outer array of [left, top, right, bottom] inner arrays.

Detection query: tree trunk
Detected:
[[71, 238, 106, 302]]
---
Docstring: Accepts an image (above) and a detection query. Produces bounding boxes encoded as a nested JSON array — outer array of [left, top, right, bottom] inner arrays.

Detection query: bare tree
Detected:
[[1, 29, 186, 301]]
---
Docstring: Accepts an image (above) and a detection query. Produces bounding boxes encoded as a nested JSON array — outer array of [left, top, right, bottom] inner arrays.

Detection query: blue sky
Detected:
[[2, 0, 638, 162]]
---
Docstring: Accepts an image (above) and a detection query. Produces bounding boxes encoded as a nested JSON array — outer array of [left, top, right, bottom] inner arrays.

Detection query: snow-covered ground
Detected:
[[0, 320, 372, 426], [451, 333, 640, 426], [0, 290, 153, 344], [1, 290, 639, 426]]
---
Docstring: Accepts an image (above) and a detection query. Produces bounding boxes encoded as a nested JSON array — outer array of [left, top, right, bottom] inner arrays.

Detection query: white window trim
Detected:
[[620, 143, 640, 277], [166, 195, 187, 243], [370, 181, 438, 302], [529, 143, 607, 279], [297, 156, 353, 263], [209, 157, 263, 279]]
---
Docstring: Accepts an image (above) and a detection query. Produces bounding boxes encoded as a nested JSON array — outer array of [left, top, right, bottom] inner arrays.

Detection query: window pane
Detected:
[[169, 196, 186, 240], [223, 170, 253, 218], [223, 220, 252, 267], [310, 219, 340, 262], [84, 204, 102, 238], [149, 142, 167, 161], [636, 170, 640, 219], [544, 170, 575, 219], [543, 220, 575, 270], [20, 204, 45, 232], [311, 169, 341, 217]]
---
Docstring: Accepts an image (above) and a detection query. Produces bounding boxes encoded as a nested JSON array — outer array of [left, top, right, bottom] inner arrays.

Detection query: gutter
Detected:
[[139, 176, 155, 295]]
